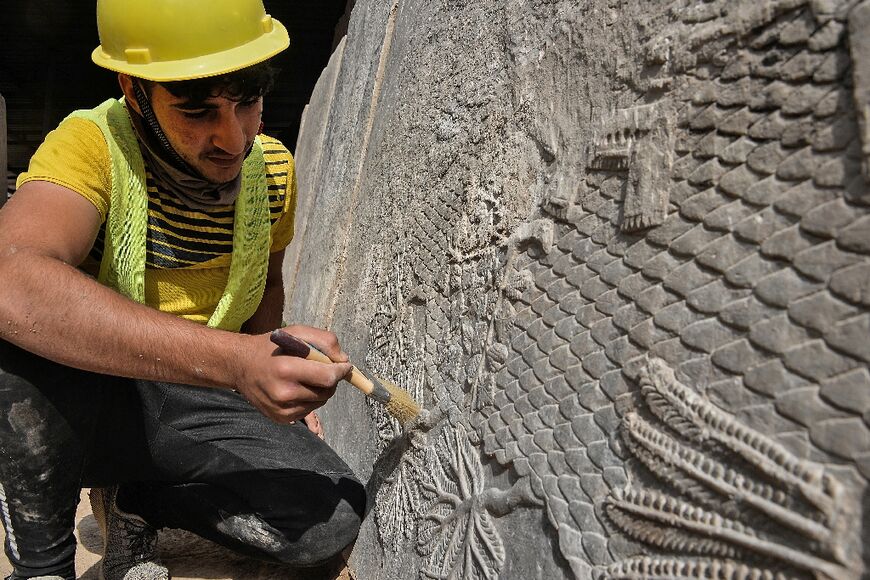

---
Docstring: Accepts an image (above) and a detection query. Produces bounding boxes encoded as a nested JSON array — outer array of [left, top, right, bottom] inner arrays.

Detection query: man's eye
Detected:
[[181, 110, 209, 119]]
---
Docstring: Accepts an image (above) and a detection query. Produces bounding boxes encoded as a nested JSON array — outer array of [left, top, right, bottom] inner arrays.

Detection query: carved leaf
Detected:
[[468, 508, 506, 579], [377, 453, 424, 550], [422, 511, 467, 580], [418, 424, 506, 580], [610, 358, 859, 580], [638, 358, 839, 519], [641, 389, 704, 440]]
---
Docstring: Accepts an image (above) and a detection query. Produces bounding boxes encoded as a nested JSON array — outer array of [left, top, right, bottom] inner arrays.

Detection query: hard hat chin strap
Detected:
[[131, 80, 201, 177]]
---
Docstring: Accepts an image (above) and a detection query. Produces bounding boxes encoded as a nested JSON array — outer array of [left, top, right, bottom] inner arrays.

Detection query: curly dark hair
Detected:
[[141, 59, 278, 105]]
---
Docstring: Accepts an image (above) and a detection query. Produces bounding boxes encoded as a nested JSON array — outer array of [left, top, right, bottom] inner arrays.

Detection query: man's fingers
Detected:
[[279, 358, 351, 389], [279, 383, 335, 405], [255, 358, 347, 410], [282, 325, 349, 363], [320, 345, 349, 364], [244, 329, 351, 425], [329, 362, 353, 384]]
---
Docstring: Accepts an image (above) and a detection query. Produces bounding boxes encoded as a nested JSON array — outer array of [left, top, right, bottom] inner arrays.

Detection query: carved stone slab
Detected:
[[282, 39, 346, 306], [287, 0, 870, 578]]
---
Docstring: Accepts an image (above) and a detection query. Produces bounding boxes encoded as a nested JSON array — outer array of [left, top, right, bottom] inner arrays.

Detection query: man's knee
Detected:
[[289, 487, 364, 566], [222, 475, 366, 567]]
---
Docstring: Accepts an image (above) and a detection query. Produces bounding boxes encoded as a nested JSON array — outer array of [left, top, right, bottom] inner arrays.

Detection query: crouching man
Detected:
[[0, 1, 365, 578]]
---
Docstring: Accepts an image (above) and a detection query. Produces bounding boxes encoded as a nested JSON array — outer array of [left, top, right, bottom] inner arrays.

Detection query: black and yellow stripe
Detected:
[[91, 136, 290, 269]]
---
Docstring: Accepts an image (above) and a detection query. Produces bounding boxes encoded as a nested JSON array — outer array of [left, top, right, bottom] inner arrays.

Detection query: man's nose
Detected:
[[212, 112, 247, 155]]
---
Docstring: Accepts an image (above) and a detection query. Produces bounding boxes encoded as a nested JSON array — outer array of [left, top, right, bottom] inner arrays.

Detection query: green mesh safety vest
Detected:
[[68, 98, 270, 331]]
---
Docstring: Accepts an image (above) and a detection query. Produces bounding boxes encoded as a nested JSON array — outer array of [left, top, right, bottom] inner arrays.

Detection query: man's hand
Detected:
[[233, 325, 351, 424], [280, 324, 350, 364]]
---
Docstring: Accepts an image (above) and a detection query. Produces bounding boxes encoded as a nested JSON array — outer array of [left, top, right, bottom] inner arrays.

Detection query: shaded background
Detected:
[[0, 0, 354, 187]]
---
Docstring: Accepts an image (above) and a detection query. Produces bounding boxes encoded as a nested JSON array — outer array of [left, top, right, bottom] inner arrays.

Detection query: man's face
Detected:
[[146, 83, 264, 184]]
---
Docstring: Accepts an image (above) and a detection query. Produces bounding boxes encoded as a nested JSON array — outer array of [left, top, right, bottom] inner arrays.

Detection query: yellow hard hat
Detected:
[[91, 0, 289, 82]]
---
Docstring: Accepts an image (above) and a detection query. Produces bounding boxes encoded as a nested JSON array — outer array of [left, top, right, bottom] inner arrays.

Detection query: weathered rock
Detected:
[[287, 1, 870, 578]]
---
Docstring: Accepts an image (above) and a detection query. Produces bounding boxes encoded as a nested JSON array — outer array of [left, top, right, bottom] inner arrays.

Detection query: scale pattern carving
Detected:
[[341, 0, 869, 577], [477, 0, 869, 576]]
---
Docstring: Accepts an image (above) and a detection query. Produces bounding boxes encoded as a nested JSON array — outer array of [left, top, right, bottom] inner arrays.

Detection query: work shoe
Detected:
[[89, 487, 170, 580]]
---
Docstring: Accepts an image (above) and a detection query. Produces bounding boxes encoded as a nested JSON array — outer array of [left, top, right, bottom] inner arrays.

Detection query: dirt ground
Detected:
[[0, 489, 354, 579]]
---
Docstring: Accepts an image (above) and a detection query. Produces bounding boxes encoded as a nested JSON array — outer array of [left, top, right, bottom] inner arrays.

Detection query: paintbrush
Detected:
[[269, 329, 421, 425]]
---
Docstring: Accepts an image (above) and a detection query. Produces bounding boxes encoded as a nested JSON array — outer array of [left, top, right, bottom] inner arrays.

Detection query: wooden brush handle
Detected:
[[270, 330, 375, 396], [302, 343, 376, 396]]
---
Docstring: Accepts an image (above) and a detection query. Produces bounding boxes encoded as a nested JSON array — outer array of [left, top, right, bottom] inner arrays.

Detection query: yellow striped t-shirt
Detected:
[[17, 116, 297, 325]]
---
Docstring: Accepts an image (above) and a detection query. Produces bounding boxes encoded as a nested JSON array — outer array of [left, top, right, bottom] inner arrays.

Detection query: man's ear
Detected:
[[117, 74, 143, 116]]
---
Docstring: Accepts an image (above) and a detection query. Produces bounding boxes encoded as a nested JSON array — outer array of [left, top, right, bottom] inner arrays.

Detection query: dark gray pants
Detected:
[[0, 340, 365, 579]]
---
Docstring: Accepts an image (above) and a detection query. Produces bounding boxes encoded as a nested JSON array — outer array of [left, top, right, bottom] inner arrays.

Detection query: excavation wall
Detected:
[[284, 1, 870, 578]]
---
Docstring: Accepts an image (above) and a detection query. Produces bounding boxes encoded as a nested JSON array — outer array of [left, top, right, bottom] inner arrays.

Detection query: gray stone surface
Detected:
[[1, 93, 6, 206], [286, 0, 870, 578], [283, 39, 346, 306]]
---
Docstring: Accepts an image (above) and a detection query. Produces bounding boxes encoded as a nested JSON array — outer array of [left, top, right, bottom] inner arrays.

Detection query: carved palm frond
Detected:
[[606, 488, 753, 559], [622, 412, 830, 543], [638, 358, 841, 521], [602, 556, 799, 580], [607, 358, 859, 580], [621, 413, 724, 511]]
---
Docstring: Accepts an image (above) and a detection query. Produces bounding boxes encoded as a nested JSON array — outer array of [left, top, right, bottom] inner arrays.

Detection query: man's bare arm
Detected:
[[0, 181, 350, 423]]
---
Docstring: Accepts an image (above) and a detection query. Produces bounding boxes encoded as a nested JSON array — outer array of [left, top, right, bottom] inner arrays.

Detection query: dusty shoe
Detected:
[[89, 487, 170, 580]]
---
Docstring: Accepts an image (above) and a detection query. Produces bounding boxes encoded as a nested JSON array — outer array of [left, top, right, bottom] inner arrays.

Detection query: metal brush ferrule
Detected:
[[368, 377, 393, 404]]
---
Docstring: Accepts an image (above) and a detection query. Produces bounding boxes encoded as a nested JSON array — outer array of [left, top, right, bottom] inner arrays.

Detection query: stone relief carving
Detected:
[[374, 424, 426, 551], [588, 104, 676, 232], [478, 0, 869, 576], [419, 424, 506, 580], [606, 358, 859, 580], [289, 0, 870, 577]]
